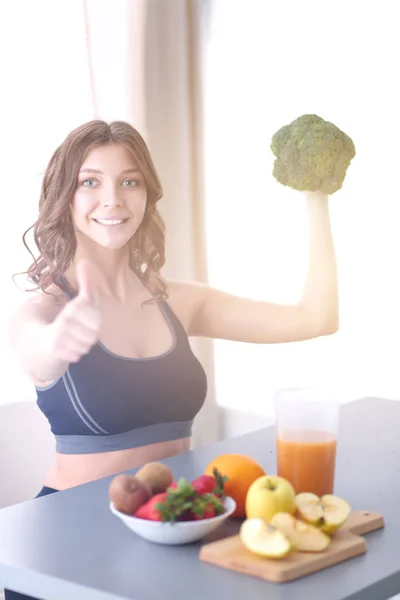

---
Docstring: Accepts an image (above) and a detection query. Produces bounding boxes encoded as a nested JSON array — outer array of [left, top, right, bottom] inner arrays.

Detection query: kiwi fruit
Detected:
[[108, 474, 151, 516], [135, 462, 174, 494]]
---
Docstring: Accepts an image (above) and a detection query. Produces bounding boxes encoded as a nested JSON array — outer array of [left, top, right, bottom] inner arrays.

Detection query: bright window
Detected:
[[203, 0, 400, 417]]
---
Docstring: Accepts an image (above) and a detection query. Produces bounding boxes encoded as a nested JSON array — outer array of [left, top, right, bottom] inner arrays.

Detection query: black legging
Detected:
[[4, 486, 59, 600]]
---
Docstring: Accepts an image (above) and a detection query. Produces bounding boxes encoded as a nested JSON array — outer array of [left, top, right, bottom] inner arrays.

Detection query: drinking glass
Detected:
[[274, 387, 340, 495]]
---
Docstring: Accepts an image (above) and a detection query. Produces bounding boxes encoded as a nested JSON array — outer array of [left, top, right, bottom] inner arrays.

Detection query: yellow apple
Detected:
[[245, 475, 296, 522], [270, 512, 331, 552], [240, 517, 293, 559], [295, 492, 351, 535]]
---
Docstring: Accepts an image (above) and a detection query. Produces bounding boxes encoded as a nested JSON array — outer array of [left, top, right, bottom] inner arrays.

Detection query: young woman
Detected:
[[6, 119, 338, 599]]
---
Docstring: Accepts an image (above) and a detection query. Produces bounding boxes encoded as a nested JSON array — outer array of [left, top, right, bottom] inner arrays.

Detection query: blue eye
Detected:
[[122, 179, 139, 187], [81, 179, 98, 188]]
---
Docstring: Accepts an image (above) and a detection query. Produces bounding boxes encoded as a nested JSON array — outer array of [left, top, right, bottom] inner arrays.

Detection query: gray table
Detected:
[[0, 397, 399, 600]]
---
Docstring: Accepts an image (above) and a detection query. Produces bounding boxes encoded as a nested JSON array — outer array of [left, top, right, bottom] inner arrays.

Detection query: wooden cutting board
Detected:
[[199, 511, 384, 583]]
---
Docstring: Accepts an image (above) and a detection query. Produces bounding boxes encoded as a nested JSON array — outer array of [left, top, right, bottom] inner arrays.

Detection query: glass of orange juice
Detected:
[[274, 387, 340, 496]]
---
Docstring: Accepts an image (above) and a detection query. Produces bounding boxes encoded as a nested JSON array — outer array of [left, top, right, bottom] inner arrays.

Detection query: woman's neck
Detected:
[[66, 247, 143, 301]]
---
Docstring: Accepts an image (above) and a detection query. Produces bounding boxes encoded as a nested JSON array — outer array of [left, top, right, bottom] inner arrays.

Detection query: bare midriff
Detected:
[[277, 430, 337, 496], [44, 437, 191, 490]]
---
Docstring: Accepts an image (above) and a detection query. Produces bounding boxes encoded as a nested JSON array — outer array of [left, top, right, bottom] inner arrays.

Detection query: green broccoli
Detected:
[[270, 114, 355, 194]]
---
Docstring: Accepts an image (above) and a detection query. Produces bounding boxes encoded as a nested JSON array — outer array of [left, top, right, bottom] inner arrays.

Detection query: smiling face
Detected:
[[71, 143, 147, 252]]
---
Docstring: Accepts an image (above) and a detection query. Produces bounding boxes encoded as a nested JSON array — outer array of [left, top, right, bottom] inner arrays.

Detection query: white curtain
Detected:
[[83, 0, 147, 127], [203, 0, 400, 426]]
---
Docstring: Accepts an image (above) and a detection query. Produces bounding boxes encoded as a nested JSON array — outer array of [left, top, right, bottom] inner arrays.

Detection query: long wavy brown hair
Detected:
[[20, 119, 167, 300]]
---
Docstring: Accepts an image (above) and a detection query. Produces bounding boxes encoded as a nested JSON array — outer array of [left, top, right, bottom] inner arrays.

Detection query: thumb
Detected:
[[76, 260, 99, 308]]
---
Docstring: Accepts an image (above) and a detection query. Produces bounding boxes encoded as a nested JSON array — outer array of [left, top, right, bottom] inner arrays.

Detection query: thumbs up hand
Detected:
[[48, 261, 102, 364], [75, 260, 100, 309]]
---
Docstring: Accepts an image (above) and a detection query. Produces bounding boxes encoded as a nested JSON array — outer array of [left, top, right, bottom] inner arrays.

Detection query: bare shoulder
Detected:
[[166, 278, 208, 300], [164, 278, 209, 333]]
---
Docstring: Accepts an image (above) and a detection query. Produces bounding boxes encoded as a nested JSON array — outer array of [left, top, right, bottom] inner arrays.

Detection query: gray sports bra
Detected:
[[35, 283, 208, 454]]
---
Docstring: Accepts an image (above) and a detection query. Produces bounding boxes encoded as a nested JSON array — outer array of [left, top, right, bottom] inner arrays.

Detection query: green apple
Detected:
[[245, 475, 296, 522], [270, 512, 331, 552], [240, 517, 293, 559]]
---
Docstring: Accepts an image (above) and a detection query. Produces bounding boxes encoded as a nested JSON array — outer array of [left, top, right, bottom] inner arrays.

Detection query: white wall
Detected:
[[203, 0, 400, 428], [0, 402, 55, 509]]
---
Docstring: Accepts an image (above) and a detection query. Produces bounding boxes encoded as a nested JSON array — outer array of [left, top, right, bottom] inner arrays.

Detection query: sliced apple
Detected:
[[295, 492, 351, 535], [270, 512, 331, 552], [239, 518, 293, 559]]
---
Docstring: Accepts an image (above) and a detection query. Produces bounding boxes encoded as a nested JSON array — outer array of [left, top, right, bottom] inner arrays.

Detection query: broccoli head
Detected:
[[270, 114, 355, 194]]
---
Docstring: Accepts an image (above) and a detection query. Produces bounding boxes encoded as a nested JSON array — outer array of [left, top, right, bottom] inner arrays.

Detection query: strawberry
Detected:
[[168, 481, 178, 491], [134, 503, 150, 519], [191, 492, 225, 520], [145, 492, 168, 521], [193, 503, 216, 520], [135, 478, 227, 524], [178, 508, 194, 521], [191, 474, 216, 495]]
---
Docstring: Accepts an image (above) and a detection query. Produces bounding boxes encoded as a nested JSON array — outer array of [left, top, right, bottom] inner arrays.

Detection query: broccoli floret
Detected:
[[270, 114, 355, 194]]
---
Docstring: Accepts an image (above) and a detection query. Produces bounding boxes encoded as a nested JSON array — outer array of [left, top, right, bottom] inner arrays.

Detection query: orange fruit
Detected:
[[204, 453, 266, 517]]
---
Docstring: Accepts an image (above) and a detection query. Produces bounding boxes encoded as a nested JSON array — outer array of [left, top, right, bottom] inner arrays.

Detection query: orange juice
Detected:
[[277, 430, 337, 496]]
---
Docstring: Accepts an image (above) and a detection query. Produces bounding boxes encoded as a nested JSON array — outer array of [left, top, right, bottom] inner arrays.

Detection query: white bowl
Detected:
[[109, 496, 237, 545]]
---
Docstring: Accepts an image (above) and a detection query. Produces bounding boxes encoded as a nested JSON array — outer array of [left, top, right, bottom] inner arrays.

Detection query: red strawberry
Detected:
[[168, 481, 178, 491], [191, 492, 225, 520], [191, 474, 216, 495], [134, 503, 150, 519], [178, 509, 194, 521], [144, 492, 168, 521], [193, 504, 216, 520]]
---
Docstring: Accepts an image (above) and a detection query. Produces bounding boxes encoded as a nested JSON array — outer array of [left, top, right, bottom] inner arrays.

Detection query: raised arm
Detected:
[[177, 192, 338, 344]]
